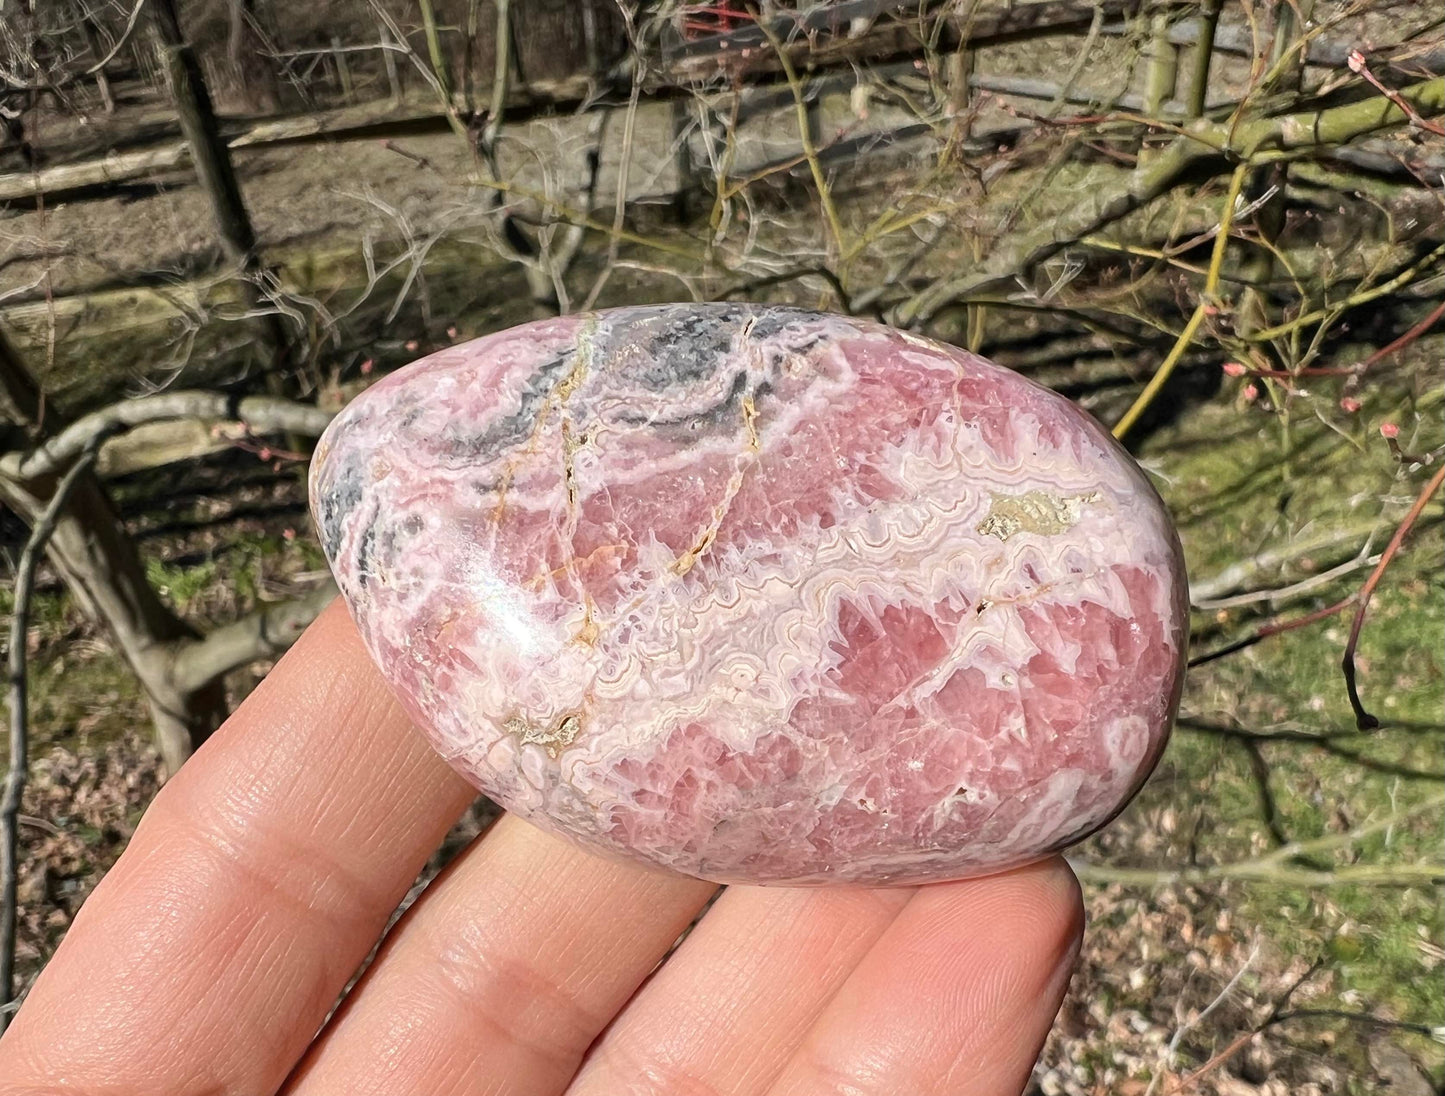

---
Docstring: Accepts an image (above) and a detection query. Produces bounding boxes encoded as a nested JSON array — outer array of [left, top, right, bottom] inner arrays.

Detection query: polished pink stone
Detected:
[[311, 305, 1188, 885]]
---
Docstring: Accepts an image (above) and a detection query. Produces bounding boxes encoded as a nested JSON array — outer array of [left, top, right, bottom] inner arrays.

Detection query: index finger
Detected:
[[0, 600, 477, 1095]]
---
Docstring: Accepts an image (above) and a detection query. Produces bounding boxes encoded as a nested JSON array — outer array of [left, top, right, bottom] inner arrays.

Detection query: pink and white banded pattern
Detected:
[[311, 305, 1188, 885]]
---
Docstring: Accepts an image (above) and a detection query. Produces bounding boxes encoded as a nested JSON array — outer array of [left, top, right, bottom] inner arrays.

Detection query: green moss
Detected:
[[0, 585, 72, 631], [1108, 367, 1445, 1056], [140, 528, 325, 626], [145, 556, 219, 612], [1164, 583, 1443, 1016]]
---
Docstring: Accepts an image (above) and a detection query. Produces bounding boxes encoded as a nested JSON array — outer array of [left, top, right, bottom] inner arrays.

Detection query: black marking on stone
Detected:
[[591, 301, 840, 394], [353, 522, 378, 588], [396, 306, 845, 471], [610, 303, 755, 391], [598, 303, 837, 435], [612, 372, 775, 435], [315, 452, 365, 564], [438, 349, 576, 464]]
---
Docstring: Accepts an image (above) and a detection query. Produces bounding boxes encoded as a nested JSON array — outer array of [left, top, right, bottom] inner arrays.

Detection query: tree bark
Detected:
[[2, 440, 102, 1033], [149, 0, 299, 445], [73, 4, 116, 114], [0, 335, 340, 769], [151, 0, 257, 265], [0, 336, 225, 773]]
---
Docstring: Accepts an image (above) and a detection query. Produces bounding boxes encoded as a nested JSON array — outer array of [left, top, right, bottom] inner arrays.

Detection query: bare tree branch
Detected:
[[170, 579, 338, 694], [0, 0, 148, 94], [1188, 517, 1394, 603], [1069, 793, 1445, 889], [894, 79, 1445, 327], [5, 392, 335, 481], [81, 0, 151, 79], [663, 0, 1144, 81], [1, 440, 102, 1032], [0, 337, 222, 776], [1342, 463, 1445, 730]]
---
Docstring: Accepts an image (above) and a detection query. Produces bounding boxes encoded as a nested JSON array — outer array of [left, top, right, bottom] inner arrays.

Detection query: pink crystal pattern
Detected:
[[311, 305, 1188, 885]]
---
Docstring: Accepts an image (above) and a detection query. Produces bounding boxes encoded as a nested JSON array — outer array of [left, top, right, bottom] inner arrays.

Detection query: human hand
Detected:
[[0, 601, 1083, 1096]]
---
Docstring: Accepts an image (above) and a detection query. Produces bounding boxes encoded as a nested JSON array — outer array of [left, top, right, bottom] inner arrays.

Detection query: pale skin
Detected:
[[0, 601, 1084, 1096]]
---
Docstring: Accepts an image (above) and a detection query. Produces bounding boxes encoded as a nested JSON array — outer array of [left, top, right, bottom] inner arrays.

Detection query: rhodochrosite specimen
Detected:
[[311, 305, 1188, 885]]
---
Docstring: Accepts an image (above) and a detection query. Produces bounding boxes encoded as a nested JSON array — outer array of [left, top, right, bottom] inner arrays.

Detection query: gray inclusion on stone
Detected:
[[314, 450, 366, 563], [596, 302, 753, 391], [744, 304, 824, 342], [440, 349, 577, 464], [352, 522, 378, 588], [615, 303, 824, 388], [612, 370, 772, 436], [601, 303, 826, 433]]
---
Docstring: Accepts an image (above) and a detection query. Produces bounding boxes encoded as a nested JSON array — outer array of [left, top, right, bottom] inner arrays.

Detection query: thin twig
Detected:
[[366, 0, 468, 144], [1189, 590, 1356, 668], [1, 440, 102, 1031], [897, 79, 1445, 327], [581, 65, 643, 311], [481, 0, 511, 168], [1112, 161, 1250, 439], [1145, 940, 1261, 1096], [7, 392, 334, 481], [1247, 241, 1445, 343], [417, 0, 453, 108], [754, 8, 848, 264], [1357, 299, 1445, 374], [1270, 1008, 1443, 1037], [1194, 551, 1384, 611], [1071, 792, 1445, 889], [1163, 1026, 1257, 1095], [1342, 463, 1445, 729], [1193, 448, 1441, 691], [83, 0, 151, 78], [1349, 50, 1445, 137], [1187, 516, 1399, 603]]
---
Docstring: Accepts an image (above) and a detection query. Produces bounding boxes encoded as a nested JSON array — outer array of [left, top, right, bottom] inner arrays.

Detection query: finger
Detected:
[[0, 601, 477, 1096], [767, 858, 1084, 1096], [566, 884, 913, 1096], [284, 814, 716, 1096]]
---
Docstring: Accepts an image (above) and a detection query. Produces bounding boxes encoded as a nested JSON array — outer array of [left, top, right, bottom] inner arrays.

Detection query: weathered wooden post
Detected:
[[331, 36, 355, 102], [150, 0, 257, 266], [149, 0, 299, 446], [379, 20, 403, 104], [73, 3, 115, 114]]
